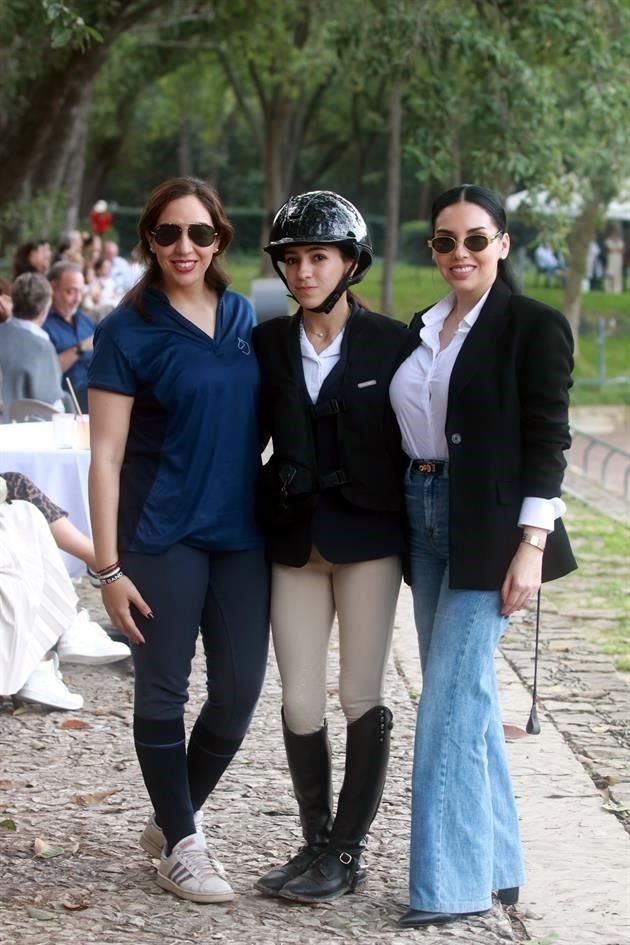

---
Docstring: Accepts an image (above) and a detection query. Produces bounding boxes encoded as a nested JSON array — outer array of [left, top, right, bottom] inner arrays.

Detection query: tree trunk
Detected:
[[61, 90, 92, 232], [177, 116, 193, 177], [381, 80, 402, 316], [0, 0, 170, 220], [0, 48, 107, 212], [259, 98, 292, 275], [81, 100, 139, 217], [563, 196, 603, 350], [418, 182, 432, 221]]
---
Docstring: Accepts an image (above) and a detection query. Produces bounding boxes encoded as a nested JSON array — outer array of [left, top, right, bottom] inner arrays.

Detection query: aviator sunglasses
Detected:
[[427, 231, 503, 254], [151, 223, 217, 247]]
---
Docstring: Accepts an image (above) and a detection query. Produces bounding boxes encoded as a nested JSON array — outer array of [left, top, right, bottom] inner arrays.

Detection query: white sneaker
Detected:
[[141, 810, 204, 858], [56, 610, 131, 665], [157, 832, 234, 903], [15, 654, 84, 711]]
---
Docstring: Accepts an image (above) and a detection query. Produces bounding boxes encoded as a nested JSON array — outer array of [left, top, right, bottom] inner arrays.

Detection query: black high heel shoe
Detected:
[[398, 907, 489, 928], [398, 910, 456, 928], [497, 886, 519, 905]]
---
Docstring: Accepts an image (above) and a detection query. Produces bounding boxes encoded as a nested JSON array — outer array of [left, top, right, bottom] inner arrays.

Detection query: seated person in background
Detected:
[[0, 478, 131, 711], [586, 240, 604, 291], [534, 243, 564, 285], [80, 257, 101, 317], [82, 234, 103, 270], [0, 277, 12, 322], [43, 262, 94, 412], [2, 471, 98, 575], [12, 239, 52, 279], [54, 230, 84, 267], [102, 240, 133, 295], [93, 256, 123, 316], [0, 273, 66, 423]]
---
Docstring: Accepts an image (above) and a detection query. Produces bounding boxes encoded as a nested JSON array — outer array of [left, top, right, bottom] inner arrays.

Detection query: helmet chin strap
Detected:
[[309, 274, 351, 314], [270, 246, 358, 316], [270, 256, 297, 304]]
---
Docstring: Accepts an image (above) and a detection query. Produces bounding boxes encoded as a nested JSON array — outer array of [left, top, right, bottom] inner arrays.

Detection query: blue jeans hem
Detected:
[[409, 896, 493, 914]]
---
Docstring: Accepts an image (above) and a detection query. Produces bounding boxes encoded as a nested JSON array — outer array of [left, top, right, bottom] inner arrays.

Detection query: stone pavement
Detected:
[[1, 572, 629, 945], [396, 589, 630, 945], [1, 408, 629, 945]]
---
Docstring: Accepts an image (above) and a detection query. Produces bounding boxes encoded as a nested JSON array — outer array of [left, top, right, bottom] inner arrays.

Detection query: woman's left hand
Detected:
[[500, 543, 544, 616]]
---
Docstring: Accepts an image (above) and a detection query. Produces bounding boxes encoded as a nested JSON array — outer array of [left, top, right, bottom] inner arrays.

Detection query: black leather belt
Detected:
[[411, 460, 446, 475]]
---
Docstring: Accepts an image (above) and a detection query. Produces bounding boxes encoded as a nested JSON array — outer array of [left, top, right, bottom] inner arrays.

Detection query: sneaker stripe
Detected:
[[169, 864, 194, 884]]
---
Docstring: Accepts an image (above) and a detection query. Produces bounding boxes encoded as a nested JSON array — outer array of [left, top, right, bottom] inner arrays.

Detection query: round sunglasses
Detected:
[[427, 231, 503, 254], [151, 223, 217, 247]]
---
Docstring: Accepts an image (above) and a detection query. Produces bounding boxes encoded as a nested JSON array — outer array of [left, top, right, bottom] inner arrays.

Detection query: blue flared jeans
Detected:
[[405, 464, 525, 913]]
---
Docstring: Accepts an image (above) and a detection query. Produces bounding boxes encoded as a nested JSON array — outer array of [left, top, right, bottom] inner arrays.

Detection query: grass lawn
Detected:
[[227, 255, 630, 405], [557, 497, 630, 672]]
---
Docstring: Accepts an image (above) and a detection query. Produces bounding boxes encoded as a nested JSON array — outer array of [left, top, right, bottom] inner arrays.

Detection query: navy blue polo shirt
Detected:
[[88, 288, 263, 554], [43, 308, 95, 406]]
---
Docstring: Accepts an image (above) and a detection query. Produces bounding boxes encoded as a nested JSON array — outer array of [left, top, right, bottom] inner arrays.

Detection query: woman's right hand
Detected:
[[100, 575, 152, 645]]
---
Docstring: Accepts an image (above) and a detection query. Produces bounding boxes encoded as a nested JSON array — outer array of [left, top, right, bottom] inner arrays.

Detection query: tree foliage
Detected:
[[0, 0, 627, 328]]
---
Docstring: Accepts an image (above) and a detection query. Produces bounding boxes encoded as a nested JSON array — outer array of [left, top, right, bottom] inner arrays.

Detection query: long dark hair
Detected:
[[12, 238, 48, 280], [123, 177, 234, 317], [431, 184, 519, 293]]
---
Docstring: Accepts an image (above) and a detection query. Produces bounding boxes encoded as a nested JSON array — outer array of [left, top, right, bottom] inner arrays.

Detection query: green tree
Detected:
[[402, 0, 630, 337], [0, 0, 178, 239], [349, 0, 429, 313], [208, 0, 361, 267]]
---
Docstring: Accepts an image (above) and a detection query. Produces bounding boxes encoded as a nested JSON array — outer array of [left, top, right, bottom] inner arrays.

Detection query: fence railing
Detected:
[[573, 317, 630, 389], [570, 427, 630, 500]]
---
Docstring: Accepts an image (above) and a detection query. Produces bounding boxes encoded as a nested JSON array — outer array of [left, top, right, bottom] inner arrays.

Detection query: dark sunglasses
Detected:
[[151, 223, 217, 247], [427, 231, 503, 254]]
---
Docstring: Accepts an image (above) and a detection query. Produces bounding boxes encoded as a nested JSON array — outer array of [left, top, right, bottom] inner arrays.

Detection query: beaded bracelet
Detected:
[[93, 560, 120, 576]]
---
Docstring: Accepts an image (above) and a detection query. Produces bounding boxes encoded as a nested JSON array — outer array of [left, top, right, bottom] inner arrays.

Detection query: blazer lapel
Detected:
[[286, 310, 314, 405], [449, 279, 512, 396]]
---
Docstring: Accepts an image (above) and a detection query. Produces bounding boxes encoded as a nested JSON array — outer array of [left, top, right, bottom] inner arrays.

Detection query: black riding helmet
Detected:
[[264, 191, 373, 314]]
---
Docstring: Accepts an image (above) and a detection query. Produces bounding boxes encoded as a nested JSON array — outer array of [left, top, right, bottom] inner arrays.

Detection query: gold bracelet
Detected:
[[521, 533, 546, 551]]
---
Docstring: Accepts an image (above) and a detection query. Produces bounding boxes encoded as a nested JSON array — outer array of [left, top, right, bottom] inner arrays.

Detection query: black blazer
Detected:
[[253, 303, 417, 563], [408, 278, 577, 589]]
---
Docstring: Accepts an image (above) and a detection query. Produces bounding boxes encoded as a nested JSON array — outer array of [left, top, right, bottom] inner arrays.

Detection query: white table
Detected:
[[0, 421, 91, 576]]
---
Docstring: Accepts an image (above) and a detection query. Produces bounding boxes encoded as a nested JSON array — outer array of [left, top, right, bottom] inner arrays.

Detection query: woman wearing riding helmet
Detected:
[[252, 191, 416, 904]]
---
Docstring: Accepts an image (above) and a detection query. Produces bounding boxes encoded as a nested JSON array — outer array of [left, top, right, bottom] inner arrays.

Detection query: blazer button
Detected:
[[450, 433, 462, 445]]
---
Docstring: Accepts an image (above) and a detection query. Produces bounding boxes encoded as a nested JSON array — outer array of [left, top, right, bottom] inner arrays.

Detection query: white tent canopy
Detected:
[[506, 184, 630, 221]]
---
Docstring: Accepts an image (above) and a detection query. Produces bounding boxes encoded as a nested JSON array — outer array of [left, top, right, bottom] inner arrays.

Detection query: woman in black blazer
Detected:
[[389, 185, 576, 928], [252, 191, 415, 904]]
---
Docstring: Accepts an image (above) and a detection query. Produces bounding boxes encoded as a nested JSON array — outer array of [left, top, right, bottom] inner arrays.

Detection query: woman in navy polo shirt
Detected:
[[88, 177, 269, 904]]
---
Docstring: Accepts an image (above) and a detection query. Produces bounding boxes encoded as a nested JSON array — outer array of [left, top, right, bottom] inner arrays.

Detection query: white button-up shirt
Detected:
[[300, 322, 346, 403], [389, 291, 564, 531]]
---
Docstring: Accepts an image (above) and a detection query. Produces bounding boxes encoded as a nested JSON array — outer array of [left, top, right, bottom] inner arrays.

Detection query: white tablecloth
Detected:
[[0, 422, 91, 576]]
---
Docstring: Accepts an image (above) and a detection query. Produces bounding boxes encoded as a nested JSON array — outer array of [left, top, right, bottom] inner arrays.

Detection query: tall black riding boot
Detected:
[[280, 705, 393, 903], [255, 710, 333, 896]]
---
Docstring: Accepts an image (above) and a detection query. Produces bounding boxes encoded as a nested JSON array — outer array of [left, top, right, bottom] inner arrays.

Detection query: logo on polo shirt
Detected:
[[237, 337, 251, 355]]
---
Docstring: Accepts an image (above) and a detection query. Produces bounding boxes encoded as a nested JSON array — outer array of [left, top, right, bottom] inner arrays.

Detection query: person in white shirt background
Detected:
[[0, 475, 130, 713], [604, 223, 626, 294], [533, 242, 564, 285], [389, 184, 577, 929]]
